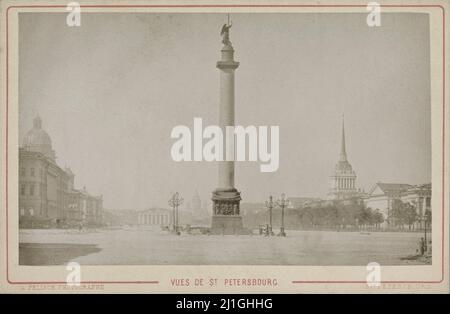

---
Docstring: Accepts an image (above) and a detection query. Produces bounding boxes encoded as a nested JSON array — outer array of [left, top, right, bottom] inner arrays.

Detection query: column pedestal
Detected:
[[211, 188, 247, 235]]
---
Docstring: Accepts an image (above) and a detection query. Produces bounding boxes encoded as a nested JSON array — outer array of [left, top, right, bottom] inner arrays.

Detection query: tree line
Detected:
[[244, 198, 429, 231], [291, 201, 384, 229]]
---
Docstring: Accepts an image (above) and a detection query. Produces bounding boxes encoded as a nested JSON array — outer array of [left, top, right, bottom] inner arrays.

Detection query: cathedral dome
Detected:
[[22, 115, 55, 160]]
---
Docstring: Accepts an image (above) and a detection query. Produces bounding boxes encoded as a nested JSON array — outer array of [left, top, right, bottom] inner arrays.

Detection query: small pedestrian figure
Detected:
[[264, 224, 270, 237]]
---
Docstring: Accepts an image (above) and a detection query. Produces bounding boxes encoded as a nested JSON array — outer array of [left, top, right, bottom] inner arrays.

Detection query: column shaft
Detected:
[[218, 69, 236, 190]]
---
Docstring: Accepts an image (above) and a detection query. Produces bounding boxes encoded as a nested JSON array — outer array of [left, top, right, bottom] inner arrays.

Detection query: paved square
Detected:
[[19, 227, 429, 265]]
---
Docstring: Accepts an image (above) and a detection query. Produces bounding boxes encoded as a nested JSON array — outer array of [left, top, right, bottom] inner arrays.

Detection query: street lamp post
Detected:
[[265, 196, 275, 236], [168, 192, 183, 235], [424, 209, 431, 254], [276, 193, 288, 237]]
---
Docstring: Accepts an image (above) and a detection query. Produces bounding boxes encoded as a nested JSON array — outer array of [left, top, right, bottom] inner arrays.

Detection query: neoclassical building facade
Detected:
[[365, 182, 431, 228], [19, 115, 102, 228], [137, 208, 171, 226]]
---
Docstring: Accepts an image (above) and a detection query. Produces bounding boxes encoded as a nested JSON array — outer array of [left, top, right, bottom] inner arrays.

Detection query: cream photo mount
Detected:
[[0, 0, 448, 293]]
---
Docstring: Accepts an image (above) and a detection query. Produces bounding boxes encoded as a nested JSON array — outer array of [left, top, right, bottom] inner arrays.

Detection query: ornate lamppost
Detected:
[[168, 192, 183, 235], [424, 209, 431, 254], [265, 195, 275, 236], [276, 193, 289, 237]]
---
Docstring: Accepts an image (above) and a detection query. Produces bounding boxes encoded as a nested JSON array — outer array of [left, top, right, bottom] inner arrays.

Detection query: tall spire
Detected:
[[340, 115, 347, 162]]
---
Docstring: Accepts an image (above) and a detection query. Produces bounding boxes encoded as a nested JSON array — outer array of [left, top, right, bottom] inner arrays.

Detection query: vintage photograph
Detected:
[[16, 10, 434, 267]]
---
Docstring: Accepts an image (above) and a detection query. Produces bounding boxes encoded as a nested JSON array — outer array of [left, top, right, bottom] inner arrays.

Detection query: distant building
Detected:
[[19, 115, 103, 228], [364, 182, 431, 228], [66, 186, 103, 226], [328, 117, 361, 200], [102, 208, 172, 227], [402, 184, 432, 221], [137, 208, 172, 226]]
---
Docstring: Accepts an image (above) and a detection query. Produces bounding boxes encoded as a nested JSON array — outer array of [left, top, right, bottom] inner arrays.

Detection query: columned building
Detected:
[[328, 117, 358, 200], [365, 182, 431, 228], [137, 208, 171, 226]]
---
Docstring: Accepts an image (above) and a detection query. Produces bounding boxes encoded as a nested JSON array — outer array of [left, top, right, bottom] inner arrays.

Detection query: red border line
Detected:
[[4, 4, 447, 8], [4, 4, 446, 286]]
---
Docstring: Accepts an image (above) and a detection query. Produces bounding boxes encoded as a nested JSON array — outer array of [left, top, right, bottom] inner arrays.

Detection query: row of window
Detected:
[[20, 186, 101, 212], [20, 207, 49, 217], [20, 208, 35, 216], [20, 168, 69, 193], [20, 183, 38, 196], [20, 167, 43, 178]]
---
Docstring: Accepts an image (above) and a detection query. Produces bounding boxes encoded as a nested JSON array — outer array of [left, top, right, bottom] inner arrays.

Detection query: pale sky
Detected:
[[19, 12, 431, 209]]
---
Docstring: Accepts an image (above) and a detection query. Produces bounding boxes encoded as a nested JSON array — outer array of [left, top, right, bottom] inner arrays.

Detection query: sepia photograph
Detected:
[[17, 10, 432, 266], [1, 0, 448, 294]]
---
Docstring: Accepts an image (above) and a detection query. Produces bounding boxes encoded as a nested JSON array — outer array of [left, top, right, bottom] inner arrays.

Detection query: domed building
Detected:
[[22, 115, 56, 160], [19, 115, 103, 228], [328, 117, 359, 200]]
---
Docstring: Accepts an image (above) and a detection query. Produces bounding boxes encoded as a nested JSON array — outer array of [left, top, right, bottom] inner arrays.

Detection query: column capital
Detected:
[[217, 43, 239, 70], [216, 61, 240, 70]]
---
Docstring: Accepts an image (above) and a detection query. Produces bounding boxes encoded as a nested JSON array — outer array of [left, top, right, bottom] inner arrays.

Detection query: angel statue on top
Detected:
[[220, 21, 233, 46]]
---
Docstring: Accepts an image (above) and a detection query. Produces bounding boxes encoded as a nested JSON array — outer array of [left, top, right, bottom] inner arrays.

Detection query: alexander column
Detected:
[[210, 21, 245, 235]]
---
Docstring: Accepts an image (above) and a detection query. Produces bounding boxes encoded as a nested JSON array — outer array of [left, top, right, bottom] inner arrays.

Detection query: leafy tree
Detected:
[[373, 210, 384, 228], [403, 203, 418, 230], [391, 199, 418, 229]]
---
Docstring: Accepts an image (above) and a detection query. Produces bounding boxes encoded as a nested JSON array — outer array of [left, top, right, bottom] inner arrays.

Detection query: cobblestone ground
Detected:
[[19, 227, 429, 265]]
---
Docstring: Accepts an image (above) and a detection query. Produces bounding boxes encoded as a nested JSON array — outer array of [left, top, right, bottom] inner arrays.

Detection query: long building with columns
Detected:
[[137, 208, 171, 226]]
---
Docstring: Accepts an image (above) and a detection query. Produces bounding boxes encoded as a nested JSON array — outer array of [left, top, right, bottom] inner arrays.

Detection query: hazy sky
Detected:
[[19, 12, 431, 209]]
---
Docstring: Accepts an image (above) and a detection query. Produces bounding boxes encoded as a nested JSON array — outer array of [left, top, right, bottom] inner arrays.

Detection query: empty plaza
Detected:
[[19, 227, 429, 266]]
